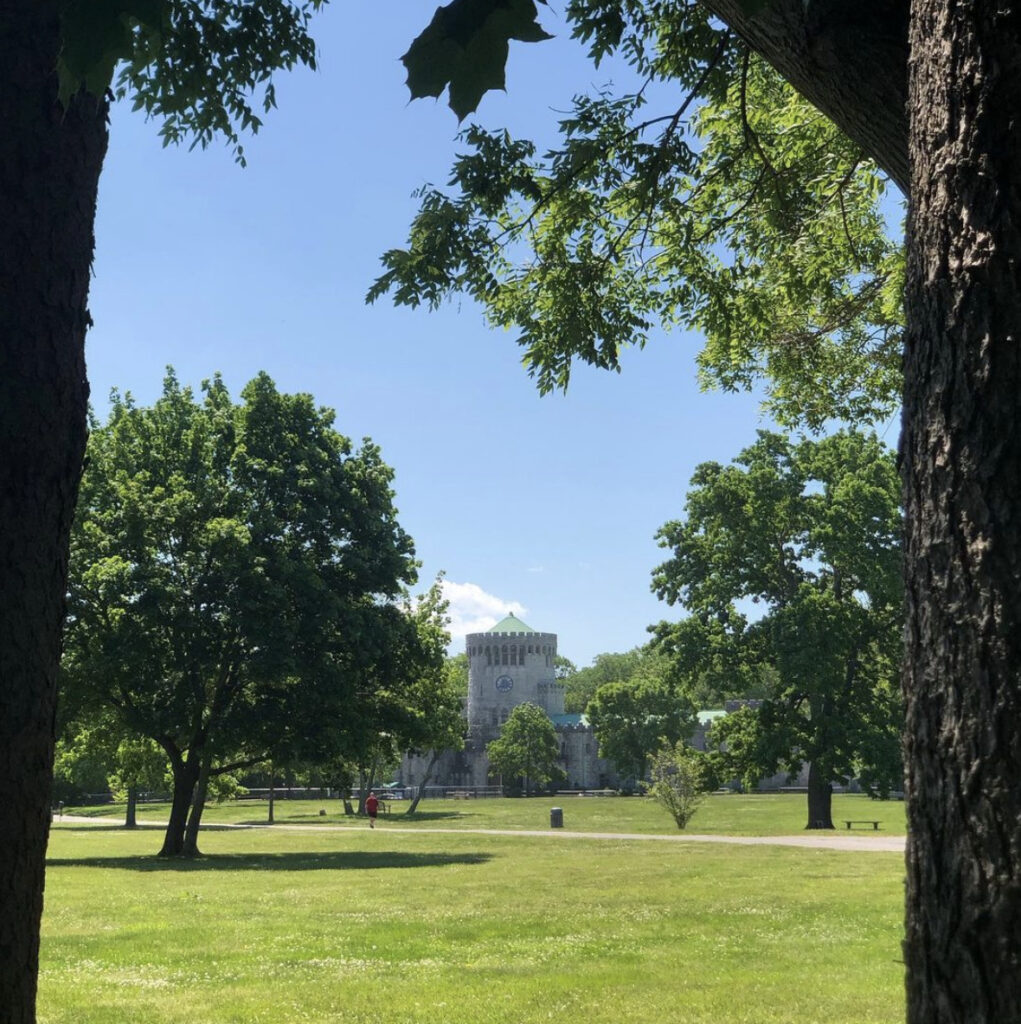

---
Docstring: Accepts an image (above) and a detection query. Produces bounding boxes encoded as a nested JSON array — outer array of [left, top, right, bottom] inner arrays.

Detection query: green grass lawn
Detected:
[[63, 791, 907, 836], [41, 816, 906, 1024]]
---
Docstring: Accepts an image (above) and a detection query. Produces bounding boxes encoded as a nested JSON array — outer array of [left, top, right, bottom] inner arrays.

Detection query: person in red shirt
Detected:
[[365, 791, 379, 829]]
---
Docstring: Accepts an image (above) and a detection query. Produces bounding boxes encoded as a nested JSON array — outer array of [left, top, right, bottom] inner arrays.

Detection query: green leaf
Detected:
[[57, 0, 167, 103], [402, 0, 553, 119], [58, 0, 131, 101]]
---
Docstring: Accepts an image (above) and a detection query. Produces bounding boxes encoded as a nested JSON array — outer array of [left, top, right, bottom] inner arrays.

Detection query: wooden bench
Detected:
[[844, 819, 880, 830]]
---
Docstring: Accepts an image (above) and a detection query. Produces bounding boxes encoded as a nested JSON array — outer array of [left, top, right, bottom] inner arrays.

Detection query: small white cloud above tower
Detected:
[[441, 580, 527, 649]]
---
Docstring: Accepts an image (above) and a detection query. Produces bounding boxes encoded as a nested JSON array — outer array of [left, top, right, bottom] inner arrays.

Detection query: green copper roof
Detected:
[[552, 713, 588, 728], [696, 709, 728, 726], [487, 612, 537, 634]]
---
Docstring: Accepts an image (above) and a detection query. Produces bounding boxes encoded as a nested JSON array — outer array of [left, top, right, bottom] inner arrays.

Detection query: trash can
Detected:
[[550, 807, 563, 828]]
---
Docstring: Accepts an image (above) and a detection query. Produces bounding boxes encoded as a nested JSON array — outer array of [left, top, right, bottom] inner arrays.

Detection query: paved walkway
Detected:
[[54, 816, 905, 853]]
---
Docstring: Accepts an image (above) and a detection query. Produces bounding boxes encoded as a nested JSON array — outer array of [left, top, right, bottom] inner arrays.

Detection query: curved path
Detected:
[[55, 816, 905, 853], [381, 825, 905, 853]]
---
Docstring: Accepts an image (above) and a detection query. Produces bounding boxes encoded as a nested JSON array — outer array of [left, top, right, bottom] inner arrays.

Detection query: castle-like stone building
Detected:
[[403, 613, 617, 792]]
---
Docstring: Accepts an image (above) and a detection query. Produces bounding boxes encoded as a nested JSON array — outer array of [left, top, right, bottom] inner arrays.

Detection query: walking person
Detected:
[[365, 790, 379, 829]]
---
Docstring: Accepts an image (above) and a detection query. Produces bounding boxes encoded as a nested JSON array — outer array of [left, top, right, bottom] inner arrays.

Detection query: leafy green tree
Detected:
[[62, 370, 418, 858], [53, 714, 169, 827], [52, 727, 115, 807], [378, 8, 902, 429], [107, 736, 169, 828], [554, 655, 577, 680], [651, 430, 903, 829], [323, 580, 456, 816], [403, 650, 469, 815], [486, 702, 561, 794], [564, 649, 645, 713], [644, 742, 716, 829], [586, 676, 694, 785]]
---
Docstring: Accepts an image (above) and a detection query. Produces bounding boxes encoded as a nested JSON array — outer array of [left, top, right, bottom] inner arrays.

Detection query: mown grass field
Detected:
[[41, 797, 906, 1024], [64, 790, 908, 836]]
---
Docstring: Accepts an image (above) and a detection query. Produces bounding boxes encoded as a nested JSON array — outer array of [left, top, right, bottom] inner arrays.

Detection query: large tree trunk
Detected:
[[183, 756, 212, 857], [125, 785, 138, 830], [902, 5, 1021, 1022], [805, 762, 834, 830], [0, 5, 108, 1022], [160, 751, 201, 857], [703, 0, 909, 192]]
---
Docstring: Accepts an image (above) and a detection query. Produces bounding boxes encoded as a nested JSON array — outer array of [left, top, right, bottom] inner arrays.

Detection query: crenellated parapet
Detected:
[[465, 613, 564, 742]]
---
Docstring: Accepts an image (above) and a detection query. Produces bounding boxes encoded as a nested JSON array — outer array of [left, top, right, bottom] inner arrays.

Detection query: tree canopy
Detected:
[[651, 429, 903, 827], [586, 672, 694, 785], [372, 1, 903, 430], [62, 369, 420, 856], [486, 701, 561, 793], [564, 648, 647, 713]]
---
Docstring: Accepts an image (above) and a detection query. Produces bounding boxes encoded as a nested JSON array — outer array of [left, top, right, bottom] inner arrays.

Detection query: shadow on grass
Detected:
[[47, 850, 495, 872]]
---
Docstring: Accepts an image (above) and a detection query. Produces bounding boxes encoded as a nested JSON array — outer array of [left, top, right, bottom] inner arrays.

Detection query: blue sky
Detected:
[[86, 3, 779, 667]]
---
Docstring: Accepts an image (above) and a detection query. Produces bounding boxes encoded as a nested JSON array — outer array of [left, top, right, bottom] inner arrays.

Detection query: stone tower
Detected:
[[401, 610, 617, 793], [464, 613, 563, 783]]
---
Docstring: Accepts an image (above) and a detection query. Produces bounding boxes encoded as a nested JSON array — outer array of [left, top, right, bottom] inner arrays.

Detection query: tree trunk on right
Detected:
[[902, 4, 1021, 1021]]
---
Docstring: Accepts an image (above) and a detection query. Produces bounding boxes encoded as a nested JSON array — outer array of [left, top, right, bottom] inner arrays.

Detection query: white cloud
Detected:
[[441, 580, 527, 650]]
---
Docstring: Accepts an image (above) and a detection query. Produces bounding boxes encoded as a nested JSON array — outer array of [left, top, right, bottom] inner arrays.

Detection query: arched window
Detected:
[[510, 646, 517, 666], [502, 645, 509, 665], [500, 708, 509, 723], [486, 646, 492, 666]]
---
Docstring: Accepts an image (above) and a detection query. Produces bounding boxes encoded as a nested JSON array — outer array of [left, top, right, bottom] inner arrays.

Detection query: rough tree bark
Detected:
[[0, 4, 108, 1021], [183, 755, 212, 857], [805, 762, 835, 830], [902, 3, 1021, 1020], [125, 786, 138, 829], [699, 3, 1021, 1018], [704, 0, 909, 191], [160, 748, 201, 857]]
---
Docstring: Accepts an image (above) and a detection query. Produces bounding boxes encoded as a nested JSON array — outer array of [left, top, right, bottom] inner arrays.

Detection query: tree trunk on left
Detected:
[[0, 5, 108, 1022]]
